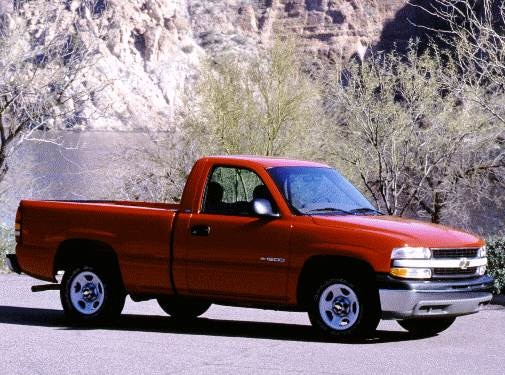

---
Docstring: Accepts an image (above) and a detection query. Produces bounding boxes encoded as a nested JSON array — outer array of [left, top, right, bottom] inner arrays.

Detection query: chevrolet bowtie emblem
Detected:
[[459, 258, 470, 270]]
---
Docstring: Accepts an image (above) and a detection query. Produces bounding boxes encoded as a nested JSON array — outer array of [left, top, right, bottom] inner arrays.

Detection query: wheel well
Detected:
[[54, 239, 121, 277], [297, 255, 377, 308]]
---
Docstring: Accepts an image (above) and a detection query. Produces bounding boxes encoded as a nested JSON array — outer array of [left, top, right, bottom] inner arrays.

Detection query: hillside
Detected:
[[2, 0, 425, 130]]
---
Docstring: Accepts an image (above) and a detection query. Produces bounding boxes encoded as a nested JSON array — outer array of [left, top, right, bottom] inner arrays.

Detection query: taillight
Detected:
[[15, 206, 22, 243]]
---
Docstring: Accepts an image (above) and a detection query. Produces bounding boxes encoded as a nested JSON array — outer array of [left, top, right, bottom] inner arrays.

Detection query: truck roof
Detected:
[[202, 155, 330, 169]]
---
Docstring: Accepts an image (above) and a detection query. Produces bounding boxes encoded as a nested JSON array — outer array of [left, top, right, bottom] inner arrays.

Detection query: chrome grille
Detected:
[[431, 248, 479, 259], [433, 267, 478, 279]]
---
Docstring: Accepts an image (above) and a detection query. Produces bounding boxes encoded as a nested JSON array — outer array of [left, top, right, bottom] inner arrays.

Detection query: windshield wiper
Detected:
[[307, 208, 351, 215], [349, 207, 383, 215]]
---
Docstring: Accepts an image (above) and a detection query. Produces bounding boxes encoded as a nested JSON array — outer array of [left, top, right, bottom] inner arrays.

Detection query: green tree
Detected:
[[120, 38, 324, 202], [190, 37, 322, 157], [323, 44, 504, 225]]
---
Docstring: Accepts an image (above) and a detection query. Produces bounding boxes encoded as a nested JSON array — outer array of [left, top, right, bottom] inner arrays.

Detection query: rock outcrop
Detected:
[[2, 0, 427, 130]]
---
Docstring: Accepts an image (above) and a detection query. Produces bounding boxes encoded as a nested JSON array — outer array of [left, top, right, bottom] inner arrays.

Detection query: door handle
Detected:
[[191, 225, 211, 236]]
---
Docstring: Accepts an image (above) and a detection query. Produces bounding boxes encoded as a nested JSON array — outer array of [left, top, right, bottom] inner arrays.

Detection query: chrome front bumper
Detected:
[[377, 274, 494, 319], [380, 289, 492, 319]]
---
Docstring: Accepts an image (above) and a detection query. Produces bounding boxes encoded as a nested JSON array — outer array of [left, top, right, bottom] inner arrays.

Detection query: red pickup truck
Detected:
[[6, 156, 493, 338]]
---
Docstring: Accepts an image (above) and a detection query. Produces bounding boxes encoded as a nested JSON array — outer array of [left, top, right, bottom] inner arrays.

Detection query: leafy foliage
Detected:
[[121, 38, 325, 202], [487, 237, 505, 294], [0, 223, 14, 271], [322, 43, 505, 226], [189, 37, 322, 158]]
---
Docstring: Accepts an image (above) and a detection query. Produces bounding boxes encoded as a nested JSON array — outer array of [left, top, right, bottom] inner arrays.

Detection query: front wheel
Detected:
[[157, 297, 211, 320], [308, 277, 380, 339], [397, 317, 456, 336], [60, 265, 125, 324]]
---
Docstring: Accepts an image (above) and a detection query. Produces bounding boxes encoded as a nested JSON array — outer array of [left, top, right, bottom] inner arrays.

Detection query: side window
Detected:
[[202, 166, 275, 215]]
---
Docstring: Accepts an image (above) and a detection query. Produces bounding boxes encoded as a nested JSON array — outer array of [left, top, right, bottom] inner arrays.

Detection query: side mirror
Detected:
[[253, 198, 280, 218]]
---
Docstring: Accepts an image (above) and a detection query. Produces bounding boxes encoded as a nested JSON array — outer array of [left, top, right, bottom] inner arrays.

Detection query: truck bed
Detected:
[[48, 200, 180, 210], [16, 199, 179, 295]]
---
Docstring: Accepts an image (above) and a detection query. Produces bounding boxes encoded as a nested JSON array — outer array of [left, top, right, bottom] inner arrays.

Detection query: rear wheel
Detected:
[[60, 265, 125, 324], [397, 317, 456, 336], [157, 297, 211, 320], [308, 277, 380, 339]]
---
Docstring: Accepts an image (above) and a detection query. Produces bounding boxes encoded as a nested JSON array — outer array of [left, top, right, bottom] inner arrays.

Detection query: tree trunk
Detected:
[[431, 192, 443, 224]]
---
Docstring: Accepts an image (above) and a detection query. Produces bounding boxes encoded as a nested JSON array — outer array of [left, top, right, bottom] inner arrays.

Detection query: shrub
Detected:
[[486, 237, 505, 294], [0, 224, 15, 272]]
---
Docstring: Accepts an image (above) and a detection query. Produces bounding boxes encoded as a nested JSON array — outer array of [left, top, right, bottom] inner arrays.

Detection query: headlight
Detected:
[[478, 246, 487, 258], [391, 247, 431, 260], [390, 246, 432, 279]]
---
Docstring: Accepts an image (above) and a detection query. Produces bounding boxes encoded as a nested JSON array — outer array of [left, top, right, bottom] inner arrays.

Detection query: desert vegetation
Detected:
[[128, 39, 504, 231], [323, 44, 504, 227], [0, 0, 109, 190]]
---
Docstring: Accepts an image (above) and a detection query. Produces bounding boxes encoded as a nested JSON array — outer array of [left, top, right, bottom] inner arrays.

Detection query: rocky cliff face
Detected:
[[270, 0, 411, 60], [3, 0, 423, 130]]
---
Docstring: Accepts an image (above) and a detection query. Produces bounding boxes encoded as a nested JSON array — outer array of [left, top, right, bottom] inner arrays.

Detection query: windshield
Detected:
[[267, 166, 379, 215]]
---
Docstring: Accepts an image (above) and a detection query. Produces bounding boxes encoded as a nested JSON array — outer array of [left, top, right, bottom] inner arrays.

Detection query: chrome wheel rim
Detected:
[[318, 283, 359, 330], [69, 271, 105, 315]]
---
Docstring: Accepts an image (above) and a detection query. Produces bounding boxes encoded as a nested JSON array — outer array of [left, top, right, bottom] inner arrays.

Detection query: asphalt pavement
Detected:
[[0, 274, 503, 375]]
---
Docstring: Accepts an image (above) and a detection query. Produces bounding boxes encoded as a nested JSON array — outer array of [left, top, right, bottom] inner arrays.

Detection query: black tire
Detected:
[[307, 277, 380, 339], [60, 265, 125, 324], [397, 317, 456, 336], [157, 296, 211, 320]]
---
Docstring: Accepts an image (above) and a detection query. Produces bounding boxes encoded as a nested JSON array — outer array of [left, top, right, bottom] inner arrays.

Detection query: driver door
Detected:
[[183, 166, 292, 302]]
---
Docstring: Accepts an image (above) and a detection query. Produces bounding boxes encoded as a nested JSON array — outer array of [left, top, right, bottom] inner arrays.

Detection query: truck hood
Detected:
[[311, 215, 483, 248]]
